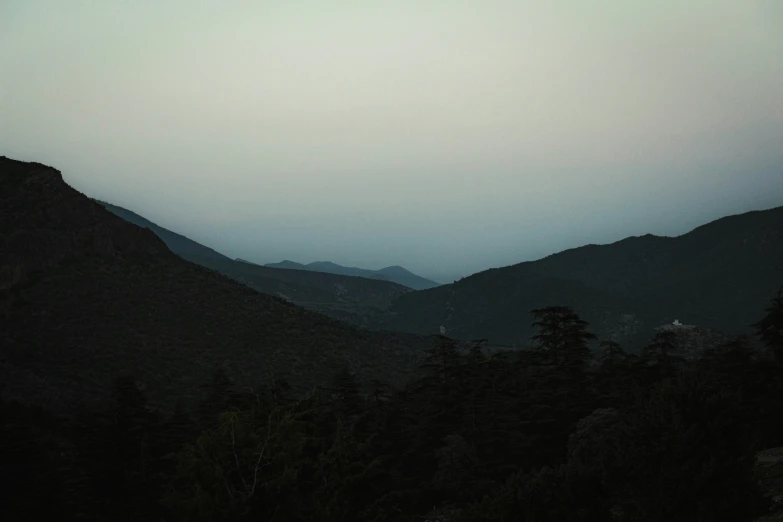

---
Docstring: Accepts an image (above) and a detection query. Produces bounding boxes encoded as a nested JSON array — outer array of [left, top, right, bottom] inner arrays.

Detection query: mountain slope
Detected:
[[370, 205, 783, 348], [97, 202, 412, 320], [98, 201, 233, 265], [0, 156, 434, 412], [375, 265, 441, 290], [265, 260, 441, 290]]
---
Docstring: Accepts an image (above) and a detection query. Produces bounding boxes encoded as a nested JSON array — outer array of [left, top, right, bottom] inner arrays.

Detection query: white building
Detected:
[[659, 319, 696, 331]]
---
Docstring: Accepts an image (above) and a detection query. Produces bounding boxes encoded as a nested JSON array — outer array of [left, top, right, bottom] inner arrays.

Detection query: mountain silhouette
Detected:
[[0, 156, 434, 412], [264, 259, 440, 290], [97, 201, 412, 323], [369, 205, 783, 349]]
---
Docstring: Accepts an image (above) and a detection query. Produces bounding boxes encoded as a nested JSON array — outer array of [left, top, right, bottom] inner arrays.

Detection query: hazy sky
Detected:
[[2, 1, 782, 282]]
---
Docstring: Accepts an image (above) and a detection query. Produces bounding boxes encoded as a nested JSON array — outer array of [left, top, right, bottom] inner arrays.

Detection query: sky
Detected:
[[1, 1, 782, 283]]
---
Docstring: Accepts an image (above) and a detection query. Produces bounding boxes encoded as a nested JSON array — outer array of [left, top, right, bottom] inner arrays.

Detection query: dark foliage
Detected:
[[3, 157, 783, 521], [753, 286, 783, 360], [3, 295, 783, 521]]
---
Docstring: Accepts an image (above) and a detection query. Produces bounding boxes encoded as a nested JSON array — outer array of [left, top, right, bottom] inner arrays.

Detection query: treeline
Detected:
[[2, 287, 783, 521]]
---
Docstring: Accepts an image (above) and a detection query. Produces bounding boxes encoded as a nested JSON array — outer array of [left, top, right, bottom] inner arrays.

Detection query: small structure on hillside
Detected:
[[658, 319, 696, 332]]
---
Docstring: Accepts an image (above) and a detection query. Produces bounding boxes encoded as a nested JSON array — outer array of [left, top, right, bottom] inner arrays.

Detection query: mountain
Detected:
[[264, 259, 440, 290], [369, 205, 783, 349], [0, 156, 435, 412], [236, 257, 261, 266], [96, 200, 233, 265], [375, 265, 442, 290], [97, 202, 412, 324], [263, 259, 306, 270]]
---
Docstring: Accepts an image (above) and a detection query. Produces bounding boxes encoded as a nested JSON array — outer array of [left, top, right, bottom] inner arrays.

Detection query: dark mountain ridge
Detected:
[[264, 259, 441, 290], [370, 205, 783, 349], [97, 201, 412, 322], [0, 156, 435, 412]]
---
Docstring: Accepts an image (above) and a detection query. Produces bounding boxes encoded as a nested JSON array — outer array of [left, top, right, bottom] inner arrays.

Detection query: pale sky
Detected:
[[2, 1, 782, 282]]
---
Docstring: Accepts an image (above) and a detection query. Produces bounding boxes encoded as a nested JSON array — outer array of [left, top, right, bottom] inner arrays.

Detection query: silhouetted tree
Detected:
[[704, 335, 756, 369], [599, 340, 625, 361], [643, 330, 678, 363], [531, 306, 596, 367], [330, 367, 362, 418], [610, 370, 767, 522], [95, 375, 163, 521], [0, 400, 64, 520], [421, 335, 461, 384], [198, 367, 236, 429], [753, 286, 783, 360]]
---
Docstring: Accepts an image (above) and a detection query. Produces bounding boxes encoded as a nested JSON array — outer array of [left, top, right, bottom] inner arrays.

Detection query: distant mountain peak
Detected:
[[264, 260, 440, 290], [308, 261, 342, 268], [380, 265, 407, 271]]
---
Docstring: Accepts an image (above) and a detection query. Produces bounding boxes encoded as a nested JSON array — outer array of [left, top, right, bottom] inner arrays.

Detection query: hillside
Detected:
[[98, 202, 412, 322], [370, 205, 783, 349], [0, 156, 435, 412], [265, 259, 441, 290]]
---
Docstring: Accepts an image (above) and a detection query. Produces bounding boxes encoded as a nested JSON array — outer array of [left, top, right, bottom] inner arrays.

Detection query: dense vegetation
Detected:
[[3, 286, 783, 521]]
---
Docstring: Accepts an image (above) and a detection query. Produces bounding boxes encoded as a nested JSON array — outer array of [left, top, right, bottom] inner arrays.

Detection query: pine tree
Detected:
[[420, 335, 462, 385], [101, 375, 162, 521], [330, 367, 362, 418], [198, 367, 236, 429], [610, 370, 766, 522], [753, 286, 783, 360], [643, 330, 678, 364], [531, 306, 596, 367], [599, 340, 626, 361]]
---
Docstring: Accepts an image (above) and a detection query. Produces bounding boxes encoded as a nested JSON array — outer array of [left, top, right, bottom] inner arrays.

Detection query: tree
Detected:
[[704, 335, 755, 368], [87, 375, 164, 521], [431, 433, 477, 497], [598, 340, 626, 361], [421, 335, 462, 385], [163, 403, 316, 521], [0, 399, 64, 519], [643, 330, 678, 364], [610, 370, 767, 522], [369, 378, 391, 404], [198, 367, 237, 429], [753, 286, 783, 360], [312, 419, 385, 521], [330, 367, 362, 418], [531, 306, 596, 367], [597, 340, 628, 373], [457, 462, 610, 522], [468, 339, 488, 363]]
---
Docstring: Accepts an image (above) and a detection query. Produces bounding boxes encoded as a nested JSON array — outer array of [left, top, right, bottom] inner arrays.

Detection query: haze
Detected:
[[2, 1, 782, 282]]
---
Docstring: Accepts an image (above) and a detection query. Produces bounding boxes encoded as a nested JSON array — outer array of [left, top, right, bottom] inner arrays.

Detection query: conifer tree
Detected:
[[643, 330, 678, 364], [753, 286, 783, 360], [531, 306, 596, 367], [330, 367, 362, 418]]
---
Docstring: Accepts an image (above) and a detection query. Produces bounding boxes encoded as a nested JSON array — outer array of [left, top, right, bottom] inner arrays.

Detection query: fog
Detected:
[[2, 1, 782, 282]]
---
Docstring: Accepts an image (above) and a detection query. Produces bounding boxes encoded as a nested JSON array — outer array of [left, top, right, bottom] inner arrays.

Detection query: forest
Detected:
[[2, 286, 783, 522]]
